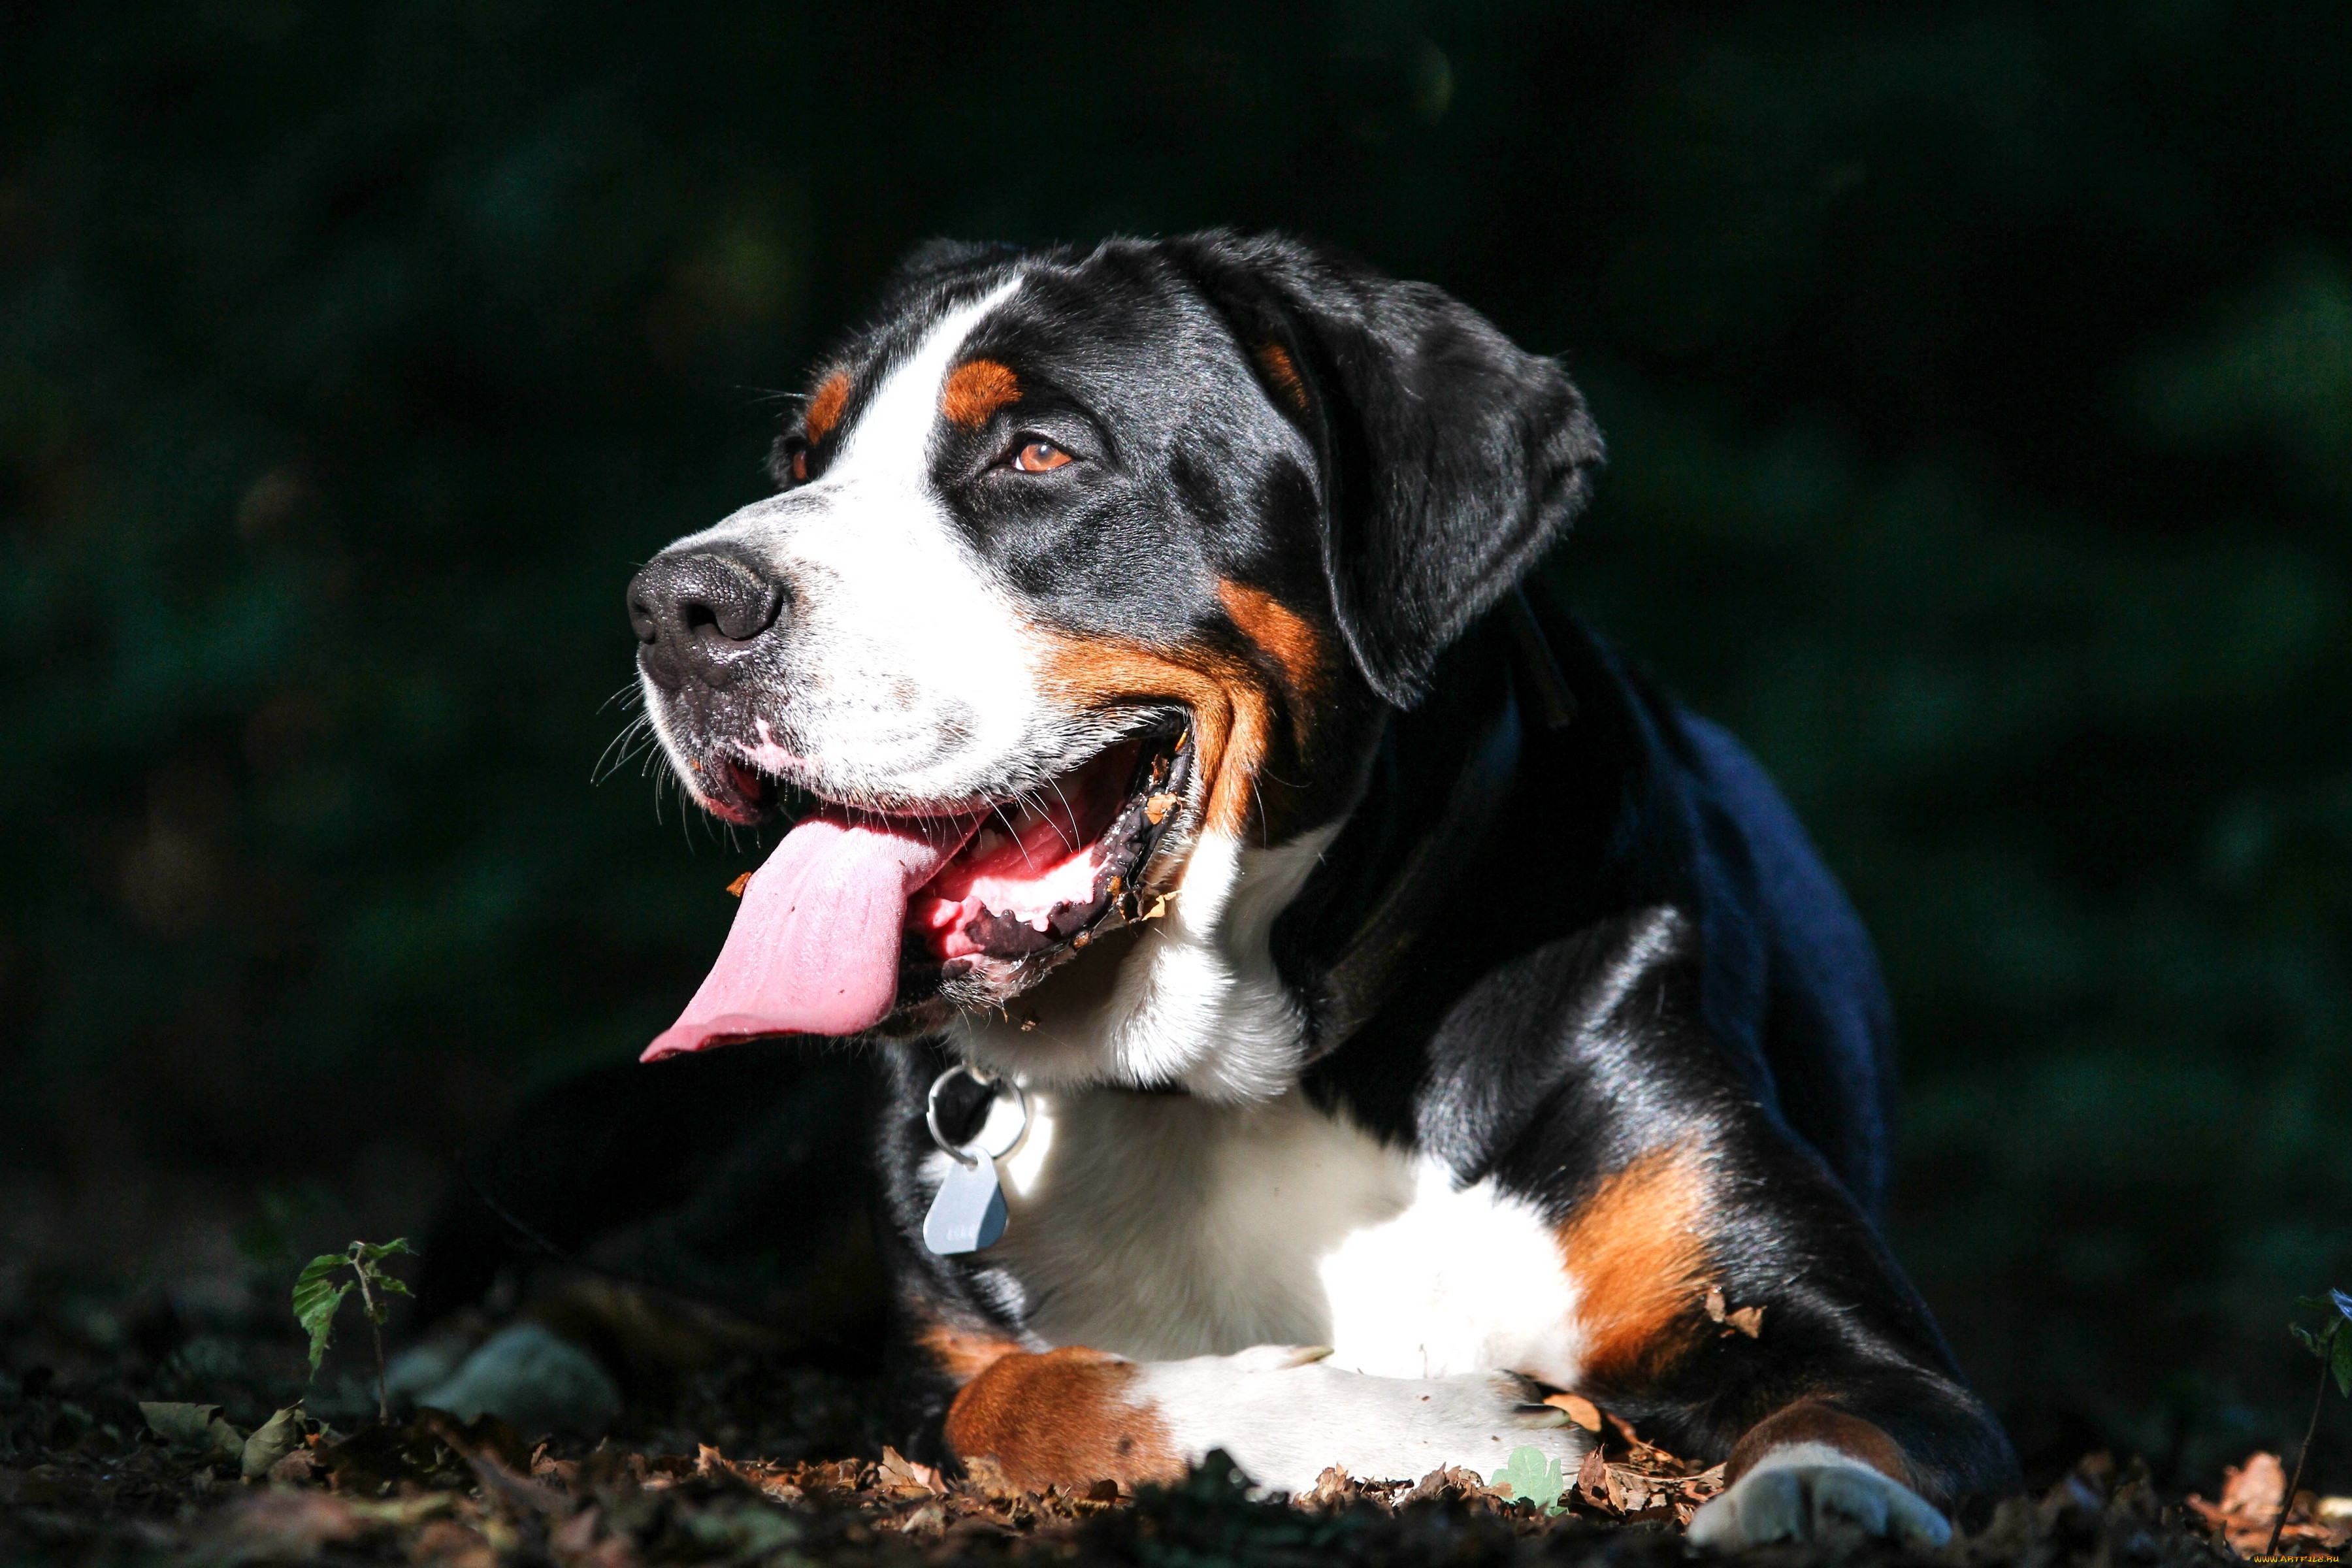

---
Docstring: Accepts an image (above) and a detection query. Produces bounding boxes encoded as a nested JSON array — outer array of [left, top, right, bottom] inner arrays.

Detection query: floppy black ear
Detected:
[[1167, 232, 1603, 708]]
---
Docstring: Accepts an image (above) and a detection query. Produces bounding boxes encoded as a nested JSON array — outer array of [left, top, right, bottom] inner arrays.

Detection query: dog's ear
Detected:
[[1168, 232, 1603, 708]]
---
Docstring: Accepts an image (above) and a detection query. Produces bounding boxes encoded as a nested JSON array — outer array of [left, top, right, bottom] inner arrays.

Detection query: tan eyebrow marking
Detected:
[[1254, 342, 1307, 412], [942, 359, 1021, 429], [805, 372, 851, 444]]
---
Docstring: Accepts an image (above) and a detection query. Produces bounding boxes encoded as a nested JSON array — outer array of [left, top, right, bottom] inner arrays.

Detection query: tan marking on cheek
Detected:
[[919, 1323, 1026, 1385], [1035, 636, 1273, 840], [1217, 581, 1323, 696], [944, 1347, 1183, 1492], [1254, 342, 1307, 412], [1557, 1145, 1712, 1384], [806, 372, 851, 444], [942, 358, 1021, 429], [1727, 1400, 1917, 1492]]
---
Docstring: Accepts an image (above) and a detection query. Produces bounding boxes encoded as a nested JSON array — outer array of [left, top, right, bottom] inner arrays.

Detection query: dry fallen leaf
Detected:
[[1576, 1446, 1610, 1508], [1543, 1392, 1604, 1431], [2219, 1451, 2285, 1517], [1701, 1284, 1763, 1337], [877, 1446, 946, 1497], [1301, 1465, 1356, 1511]]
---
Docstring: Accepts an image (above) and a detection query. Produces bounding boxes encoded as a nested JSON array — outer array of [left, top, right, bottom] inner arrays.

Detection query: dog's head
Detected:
[[631, 232, 1600, 1096]]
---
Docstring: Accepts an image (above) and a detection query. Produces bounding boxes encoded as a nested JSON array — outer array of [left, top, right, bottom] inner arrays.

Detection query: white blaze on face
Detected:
[[656, 275, 1056, 806]]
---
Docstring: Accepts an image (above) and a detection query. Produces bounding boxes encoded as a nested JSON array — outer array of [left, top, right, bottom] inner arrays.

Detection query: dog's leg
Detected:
[[944, 1343, 1588, 1494], [1543, 1134, 2007, 1548]]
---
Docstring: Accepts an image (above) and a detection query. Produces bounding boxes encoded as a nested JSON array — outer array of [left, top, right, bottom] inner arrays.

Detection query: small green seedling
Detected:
[[294, 1237, 415, 1424], [2270, 1288, 2352, 1554], [1490, 1446, 1568, 1516]]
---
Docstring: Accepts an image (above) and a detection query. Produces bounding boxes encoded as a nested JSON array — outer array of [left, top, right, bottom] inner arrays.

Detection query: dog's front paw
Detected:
[[1688, 1453, 1950, 1549], [1141, 1352, 1588, 1493]]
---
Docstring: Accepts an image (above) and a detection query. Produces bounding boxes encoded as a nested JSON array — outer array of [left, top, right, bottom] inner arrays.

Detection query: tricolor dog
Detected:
[[609, 231, 2014, 1544]]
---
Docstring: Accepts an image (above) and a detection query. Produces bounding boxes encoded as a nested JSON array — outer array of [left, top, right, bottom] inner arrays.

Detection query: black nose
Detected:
[[627, 547, 787, 691]]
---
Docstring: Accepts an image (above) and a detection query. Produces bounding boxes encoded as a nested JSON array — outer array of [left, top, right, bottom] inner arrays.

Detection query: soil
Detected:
[[1, 1211, 2338, 1566]]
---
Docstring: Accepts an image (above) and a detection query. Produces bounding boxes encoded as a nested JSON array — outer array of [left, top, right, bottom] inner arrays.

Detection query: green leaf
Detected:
[[375, 1275, 413, 1298], [2294, 1324, 2322, 1354], [1489, 1446, 1567, 1516], [353, 1238, 416, 1267], [293, 1254, 353, 1375], [2332, 1328, 2352, 1399], [240, 1405, 307, 1480]]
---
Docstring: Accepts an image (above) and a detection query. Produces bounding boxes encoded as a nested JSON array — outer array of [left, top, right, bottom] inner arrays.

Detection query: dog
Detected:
[[437, 230, 2016, 1546]]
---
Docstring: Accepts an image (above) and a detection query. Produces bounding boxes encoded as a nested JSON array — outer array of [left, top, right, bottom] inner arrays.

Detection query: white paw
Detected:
[[1688, 1454, 1951, 1549], [1138, 1348, 1589, 1494]]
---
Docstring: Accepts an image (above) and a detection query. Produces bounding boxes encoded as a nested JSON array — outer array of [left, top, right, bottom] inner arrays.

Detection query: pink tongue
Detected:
[[643, 809, 981, 1060]]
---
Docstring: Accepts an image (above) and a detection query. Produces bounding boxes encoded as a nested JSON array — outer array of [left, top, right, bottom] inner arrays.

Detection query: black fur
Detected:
[[436, 232, 2016, 1519]]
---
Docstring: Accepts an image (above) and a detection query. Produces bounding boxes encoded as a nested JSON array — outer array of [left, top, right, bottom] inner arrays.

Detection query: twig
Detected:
[[2270, 1322, 2337, 1555], [350, 1256, 389, 1424]]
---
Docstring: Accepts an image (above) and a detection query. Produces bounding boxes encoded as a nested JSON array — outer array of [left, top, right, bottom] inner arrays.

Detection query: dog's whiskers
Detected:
[[592, 714, 655, 786], [1039, 776, 1082, 855]]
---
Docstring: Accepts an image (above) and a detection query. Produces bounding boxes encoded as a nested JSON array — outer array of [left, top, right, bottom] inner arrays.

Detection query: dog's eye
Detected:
[[1012, 440, 1073, 474], [789, 450, 809, 483]]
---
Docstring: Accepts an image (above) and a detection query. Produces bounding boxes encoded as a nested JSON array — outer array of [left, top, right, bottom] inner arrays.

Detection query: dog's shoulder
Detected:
[[1282, 598, 1893, 1211]]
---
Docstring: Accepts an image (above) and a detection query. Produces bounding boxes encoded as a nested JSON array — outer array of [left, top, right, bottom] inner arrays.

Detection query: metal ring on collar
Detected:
[[924, 1064, 1029, 1169]]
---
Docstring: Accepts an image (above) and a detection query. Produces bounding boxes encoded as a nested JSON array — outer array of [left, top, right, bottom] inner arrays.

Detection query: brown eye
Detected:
[[1013, 439, 1073, 473], [789, 449, 809, 483]]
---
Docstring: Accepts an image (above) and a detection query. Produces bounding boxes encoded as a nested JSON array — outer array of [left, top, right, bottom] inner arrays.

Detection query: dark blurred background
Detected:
[[3, 0, 2348, 1490]]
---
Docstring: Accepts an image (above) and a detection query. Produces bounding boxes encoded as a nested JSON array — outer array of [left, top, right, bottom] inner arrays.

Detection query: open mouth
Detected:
[[644, 718, 1193, 1058], [912, 723, 1190, 965]]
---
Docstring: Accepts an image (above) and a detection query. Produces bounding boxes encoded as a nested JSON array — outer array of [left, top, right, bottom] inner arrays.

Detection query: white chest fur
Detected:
[[972, 1087, 1589, 1388]]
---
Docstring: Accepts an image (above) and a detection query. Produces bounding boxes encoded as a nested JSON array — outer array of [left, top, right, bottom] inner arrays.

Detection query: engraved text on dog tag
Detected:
[[924, 1148, 1007, 1254]]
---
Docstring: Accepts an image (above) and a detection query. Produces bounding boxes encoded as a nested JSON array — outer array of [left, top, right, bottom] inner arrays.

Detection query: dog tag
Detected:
[[920, 1066, 1029, 1257], [924, 1149, 1007, 1255]]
